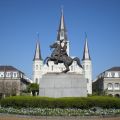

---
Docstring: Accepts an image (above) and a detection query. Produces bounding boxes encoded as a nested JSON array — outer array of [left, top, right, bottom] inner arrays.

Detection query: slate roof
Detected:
[[97, 67, 120, 79], [0, 65, 23, 73], [82, 38, 91, 61], [106, 67, 120, 72]]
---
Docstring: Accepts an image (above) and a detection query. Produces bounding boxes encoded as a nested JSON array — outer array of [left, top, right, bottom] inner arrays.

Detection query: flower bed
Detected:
[[0, 107, 120, 116], [1, 96, 120, 116]]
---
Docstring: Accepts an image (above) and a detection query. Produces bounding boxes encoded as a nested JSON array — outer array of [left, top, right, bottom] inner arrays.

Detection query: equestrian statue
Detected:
[[44, 40, 83, 73]]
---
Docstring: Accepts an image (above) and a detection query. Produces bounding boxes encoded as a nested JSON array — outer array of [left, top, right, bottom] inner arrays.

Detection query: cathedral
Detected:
[[32, 10, 92, 94]]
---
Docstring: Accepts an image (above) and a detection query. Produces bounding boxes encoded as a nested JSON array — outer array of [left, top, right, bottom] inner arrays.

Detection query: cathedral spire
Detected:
[[82, 33, 91, 60], [33, 33, 42, 61], [57, 8, 67, 41]]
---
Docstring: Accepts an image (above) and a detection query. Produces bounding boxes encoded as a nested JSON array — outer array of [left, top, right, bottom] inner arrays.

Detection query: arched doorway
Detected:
[[115, 94, 120, 98]]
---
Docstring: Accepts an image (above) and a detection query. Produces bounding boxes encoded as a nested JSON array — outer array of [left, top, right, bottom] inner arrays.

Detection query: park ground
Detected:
[[0, 115, 120, 120]]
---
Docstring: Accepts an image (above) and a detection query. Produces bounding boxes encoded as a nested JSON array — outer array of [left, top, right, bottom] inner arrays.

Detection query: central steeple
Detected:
[[57, 8, 68, 41], [56, 8, 69, 55]]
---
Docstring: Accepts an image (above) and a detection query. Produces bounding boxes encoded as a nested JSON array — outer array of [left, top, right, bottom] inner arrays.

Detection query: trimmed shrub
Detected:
[[0, 96, 120, 109]]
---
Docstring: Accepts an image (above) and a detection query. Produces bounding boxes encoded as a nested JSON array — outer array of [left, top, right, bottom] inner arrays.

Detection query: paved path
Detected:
[[0, 114, 120, 120]]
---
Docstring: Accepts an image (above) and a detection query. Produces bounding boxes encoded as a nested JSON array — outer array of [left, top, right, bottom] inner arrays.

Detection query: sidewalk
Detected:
[[0, 114, 120, 120]]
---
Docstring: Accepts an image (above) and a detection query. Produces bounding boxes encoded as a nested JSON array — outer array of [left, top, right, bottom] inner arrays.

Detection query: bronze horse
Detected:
[[44, 42, 83, 73]]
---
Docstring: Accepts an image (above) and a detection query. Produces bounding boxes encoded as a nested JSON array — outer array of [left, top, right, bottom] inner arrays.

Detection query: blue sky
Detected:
[[0, 0, 120, 79]]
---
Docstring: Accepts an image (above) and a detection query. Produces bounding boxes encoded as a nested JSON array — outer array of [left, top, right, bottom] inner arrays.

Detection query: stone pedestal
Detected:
[[39, 73, 87, 98]]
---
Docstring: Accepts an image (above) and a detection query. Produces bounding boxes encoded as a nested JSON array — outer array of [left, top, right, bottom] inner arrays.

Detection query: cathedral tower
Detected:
[[56, 8, 69, 55], [33, 34, 43, 84], [82, 34, 92, 94]]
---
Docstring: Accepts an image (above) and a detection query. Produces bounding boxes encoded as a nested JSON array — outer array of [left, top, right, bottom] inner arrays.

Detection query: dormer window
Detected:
[[0, 72, 4, 77], [6, 72, 11, 77], [13, 72, 17, 78], [107, 72, 112, 77], [114, 72, 119, 77]]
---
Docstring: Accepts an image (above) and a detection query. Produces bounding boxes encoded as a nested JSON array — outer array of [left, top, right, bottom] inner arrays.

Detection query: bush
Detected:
[[1, 96, 120, 109], [27, 83, 39, 96]]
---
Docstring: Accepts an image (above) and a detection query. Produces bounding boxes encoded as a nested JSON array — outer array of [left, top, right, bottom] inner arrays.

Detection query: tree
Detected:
[[27, 83, 39, 96], [12, 81, 19, 96]]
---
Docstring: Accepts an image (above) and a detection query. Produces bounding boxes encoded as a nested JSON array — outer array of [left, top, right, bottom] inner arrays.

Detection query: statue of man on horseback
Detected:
[[50, 39, 68, 64], [44, 40, 83, 73]]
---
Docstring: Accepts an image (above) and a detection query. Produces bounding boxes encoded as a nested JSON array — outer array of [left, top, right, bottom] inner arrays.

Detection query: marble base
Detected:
[[39, 73, 87, 98]]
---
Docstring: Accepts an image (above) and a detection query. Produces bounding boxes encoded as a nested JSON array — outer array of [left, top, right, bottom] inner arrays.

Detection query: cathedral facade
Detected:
[[32, 10, 92, 94]]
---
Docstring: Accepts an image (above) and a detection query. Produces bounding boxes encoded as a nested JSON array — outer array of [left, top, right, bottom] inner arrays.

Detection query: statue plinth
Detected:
[[39, 73, 87, 98]]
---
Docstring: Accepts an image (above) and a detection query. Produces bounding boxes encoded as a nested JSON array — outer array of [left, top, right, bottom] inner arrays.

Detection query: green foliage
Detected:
[[1, 96, 120, 109], [27, 83, 39, 96]]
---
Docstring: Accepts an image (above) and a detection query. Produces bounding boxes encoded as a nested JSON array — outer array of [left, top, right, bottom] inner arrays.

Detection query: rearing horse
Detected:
[[44, 42, 83, 73]]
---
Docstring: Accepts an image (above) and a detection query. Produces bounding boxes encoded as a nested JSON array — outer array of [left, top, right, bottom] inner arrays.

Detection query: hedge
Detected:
[[0, 96, 120, 109]]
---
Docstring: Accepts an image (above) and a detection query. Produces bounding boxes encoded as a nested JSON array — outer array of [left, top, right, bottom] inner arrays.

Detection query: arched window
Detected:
[[51, 65, 53, 71], [87, 78, 89, 83], [35, 78, 38, 84], [61, 31, 64, 37], [114, 83, 120, 90], [36, 65, 38, 70], [71, 66, 73, 71], [107, 83, 113, 90], [86, 65, 88, 70], [40, 65, 42, 70], [82, 65, 84, 69]]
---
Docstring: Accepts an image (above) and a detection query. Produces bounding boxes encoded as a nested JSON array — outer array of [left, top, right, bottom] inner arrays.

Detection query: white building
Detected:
[[93, 67, 120, 97], [33, 10, 92, 94]]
